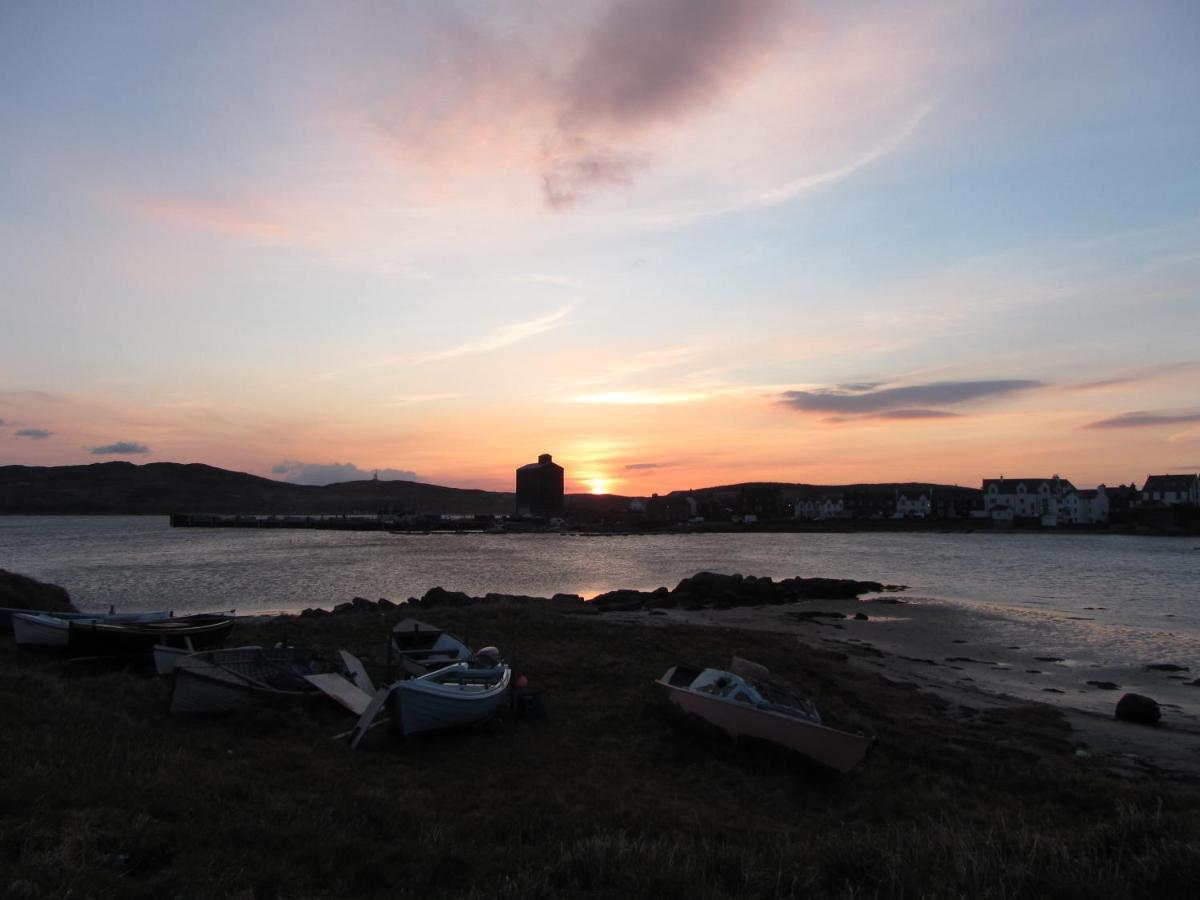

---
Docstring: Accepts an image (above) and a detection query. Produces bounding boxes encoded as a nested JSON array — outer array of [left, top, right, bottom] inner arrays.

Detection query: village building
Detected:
[[1063, 486, 1110, 525], [982, 476, 1075, 525], [1140, 474, 1200, 507], [515, 453, 564, 517], [894, 491, 931, 518], [793, 492, 845, 520]]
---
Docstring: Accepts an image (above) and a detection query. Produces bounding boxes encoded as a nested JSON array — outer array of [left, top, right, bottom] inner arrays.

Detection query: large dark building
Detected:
[[515, 453, 564, 517]]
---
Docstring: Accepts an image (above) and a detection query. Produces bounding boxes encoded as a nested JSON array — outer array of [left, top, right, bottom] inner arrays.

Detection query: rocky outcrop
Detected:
[[0, 569, 76, 613], [1115, 693, 1161, 725], [318, 571, 893, 615], [590, 571, 891, 613], [299, 597, 398, 618], [412, 588, 587, 610]]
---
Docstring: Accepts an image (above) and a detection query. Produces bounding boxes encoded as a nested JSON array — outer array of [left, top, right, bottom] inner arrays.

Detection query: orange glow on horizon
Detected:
[[587, 477, 613, 495]]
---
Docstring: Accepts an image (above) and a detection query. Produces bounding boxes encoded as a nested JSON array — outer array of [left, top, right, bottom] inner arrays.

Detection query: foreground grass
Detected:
[[2, 604, 1199, 899]]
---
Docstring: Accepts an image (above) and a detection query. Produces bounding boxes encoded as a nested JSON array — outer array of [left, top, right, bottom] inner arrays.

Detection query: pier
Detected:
[[169, 513, 491, 532]]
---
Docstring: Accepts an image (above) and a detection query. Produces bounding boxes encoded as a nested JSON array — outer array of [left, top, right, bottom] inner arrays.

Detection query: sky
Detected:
[[1, 0, 1198, 494]]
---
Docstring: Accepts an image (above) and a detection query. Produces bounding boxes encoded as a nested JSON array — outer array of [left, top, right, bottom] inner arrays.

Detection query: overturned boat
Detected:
[[389, 618, 471, 677], [169, 645, 327, 715], [656, 663, 872, 773]]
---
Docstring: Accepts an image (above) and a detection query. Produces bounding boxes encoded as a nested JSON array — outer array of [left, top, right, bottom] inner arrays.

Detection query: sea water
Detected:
[[3, 516, 1198, 666]]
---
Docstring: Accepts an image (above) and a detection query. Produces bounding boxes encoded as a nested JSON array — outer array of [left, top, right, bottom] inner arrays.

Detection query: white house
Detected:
[[1063, 486, 1109, 525], [982, 476, 1075, 523], [895, 491, 931, 518], [1140, 474, 1200, 507], [794, 493, 845, 520]]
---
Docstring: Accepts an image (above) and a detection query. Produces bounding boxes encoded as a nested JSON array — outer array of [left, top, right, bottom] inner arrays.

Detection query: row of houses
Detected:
[[638, 473, 1199, 526], [979, 473, 1199, 526]]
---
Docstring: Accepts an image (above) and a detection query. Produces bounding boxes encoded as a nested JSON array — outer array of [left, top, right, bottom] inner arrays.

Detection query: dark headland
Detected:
[[3, 570, 1199, 898]]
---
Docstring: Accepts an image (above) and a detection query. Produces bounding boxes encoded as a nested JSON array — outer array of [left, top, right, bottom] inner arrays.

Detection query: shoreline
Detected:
[[234, 581, 1200, 778], [597, 596, 1200, 777]]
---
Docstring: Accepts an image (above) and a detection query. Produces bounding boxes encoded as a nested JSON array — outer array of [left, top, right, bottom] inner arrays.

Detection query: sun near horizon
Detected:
[[0, 2, 1196, 493]]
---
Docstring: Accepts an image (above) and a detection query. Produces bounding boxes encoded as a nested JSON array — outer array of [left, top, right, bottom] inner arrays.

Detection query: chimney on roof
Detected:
[[538, 453, 552, 464]]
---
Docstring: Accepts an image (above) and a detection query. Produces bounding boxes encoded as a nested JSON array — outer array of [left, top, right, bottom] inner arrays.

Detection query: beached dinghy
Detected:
[[3, 607, 171, 634], [13, 610, 172, 648], [656, 663, 872, 773], [389, 651, 511, 737], [390, 618, 471, 677], [169, 645, 327, 714], [68, 613, 233, 657]]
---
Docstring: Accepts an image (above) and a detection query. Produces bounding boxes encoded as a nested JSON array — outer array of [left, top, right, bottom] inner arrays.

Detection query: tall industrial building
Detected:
[[515, 453, 564, 517]]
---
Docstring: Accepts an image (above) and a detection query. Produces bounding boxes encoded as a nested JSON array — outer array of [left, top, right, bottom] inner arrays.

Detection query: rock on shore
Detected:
[[299, 571, 896, 616], [0, 569, 76, 613], [589, 571, 890, 612]]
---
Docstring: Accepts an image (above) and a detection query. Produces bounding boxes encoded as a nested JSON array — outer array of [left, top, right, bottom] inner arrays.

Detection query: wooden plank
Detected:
[[338, 650, 375, 695], [304, 673, 373, 716], [347, 684, 397, 750]]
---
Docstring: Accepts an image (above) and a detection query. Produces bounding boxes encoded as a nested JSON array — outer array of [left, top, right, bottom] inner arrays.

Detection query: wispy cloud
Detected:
[[781, 379, 1045, 419], [1084, 411, 1200, 430], [90, 441, 150, 455], [15, 428, 53, 439], [1064, 362, 1200, 392], [625, 462, 670, 470], [569, 390, 709, 405], [117, 191, 295, 243], [386, 393, 464, 408], [411, 305, 572, 364]]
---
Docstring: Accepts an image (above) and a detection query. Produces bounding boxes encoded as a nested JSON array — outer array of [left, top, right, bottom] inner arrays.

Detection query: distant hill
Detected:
[[0, 462, 516, 515], [0, 462, 978, 517]]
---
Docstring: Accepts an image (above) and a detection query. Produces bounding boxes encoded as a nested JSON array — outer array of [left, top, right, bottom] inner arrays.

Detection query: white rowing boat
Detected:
[[656, 663, 872, 773], [169, 646, 325, 715], [390, 657, 511, 736], [390, 618, 471, 677], [12, 610, 172, 648]]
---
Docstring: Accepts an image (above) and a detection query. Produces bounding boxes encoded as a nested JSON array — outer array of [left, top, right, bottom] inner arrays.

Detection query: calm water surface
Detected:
[[3, 516, 1198, 663]]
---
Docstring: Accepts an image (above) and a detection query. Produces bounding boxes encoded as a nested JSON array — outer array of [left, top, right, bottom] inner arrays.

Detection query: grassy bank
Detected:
[[2, 604, 1199, 899]]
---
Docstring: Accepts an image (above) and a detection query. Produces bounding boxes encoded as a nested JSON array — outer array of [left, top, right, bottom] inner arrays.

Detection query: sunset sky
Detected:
[[2, 1, 1198, 494]]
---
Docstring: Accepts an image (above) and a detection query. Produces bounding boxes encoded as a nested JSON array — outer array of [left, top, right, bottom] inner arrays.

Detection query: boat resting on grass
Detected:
[[656, 663, 872, 774], [69, 613, 233, 658], [170, 645, 330, 714], [347, 650, 510, 748], [13, 610, 172, 648], [390, 618, 471, 677]]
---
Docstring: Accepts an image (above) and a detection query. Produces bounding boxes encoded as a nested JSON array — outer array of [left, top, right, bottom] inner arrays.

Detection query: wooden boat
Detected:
[[390, 618, 471, 677], [388, 655, 511, 737], [169, 646, 327, 714], [13, 610, 172, 648], [656, 664, 872, 773], [1, 606, 170, 633], [68, 613, 233, 657]]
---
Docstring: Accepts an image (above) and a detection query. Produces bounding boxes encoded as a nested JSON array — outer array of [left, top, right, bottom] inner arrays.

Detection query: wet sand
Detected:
[[606, 596, 1200, 777]]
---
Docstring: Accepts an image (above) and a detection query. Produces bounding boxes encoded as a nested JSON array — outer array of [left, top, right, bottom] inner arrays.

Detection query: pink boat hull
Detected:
[[659, 679, 872, 773]]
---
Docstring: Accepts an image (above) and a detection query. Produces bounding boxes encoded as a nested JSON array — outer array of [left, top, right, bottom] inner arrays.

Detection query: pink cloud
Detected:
[[118, 191, 296, 242]]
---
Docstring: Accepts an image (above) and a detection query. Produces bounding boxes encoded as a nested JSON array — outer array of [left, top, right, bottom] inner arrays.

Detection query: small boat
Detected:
[[68, 614, 234, 657], [13, 610, 172, 648], [1, 606, 171, 633], [656, 663, 872, 773], [169, 645, 327, 715], [389, 652, 511, 737], [390, 618, 471, 677]]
